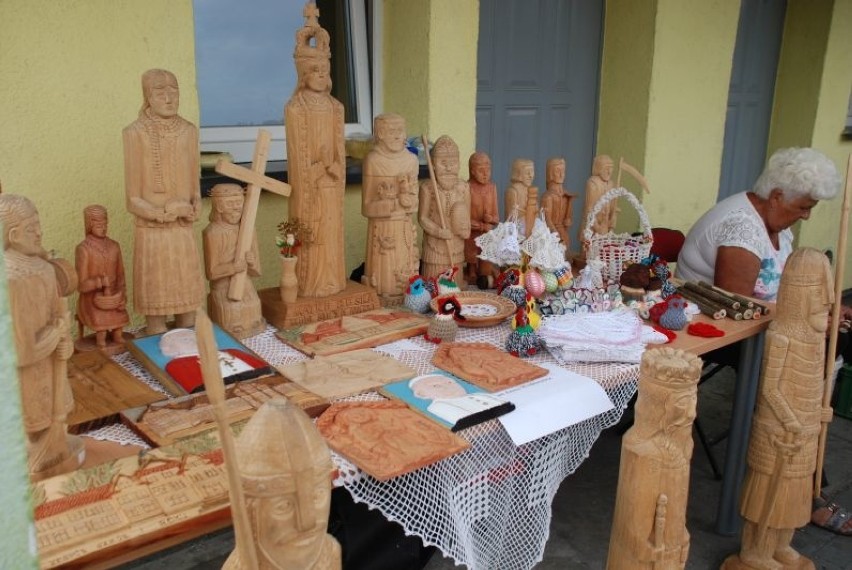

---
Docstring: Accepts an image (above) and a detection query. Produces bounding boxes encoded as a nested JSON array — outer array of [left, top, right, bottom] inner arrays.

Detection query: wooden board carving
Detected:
[[431, 342, 548, 391], [316, 400, 470, 481], [68, 350, 167, 433], [34, 432, 233, 569], [276, 308, 429, 357], [122, 375, 329, 447], [277, 349, 417, 399]]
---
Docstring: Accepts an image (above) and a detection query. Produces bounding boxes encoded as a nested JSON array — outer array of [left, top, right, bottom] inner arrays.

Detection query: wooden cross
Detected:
[[215, 129, 291, 301], [304, 2, 320, 26]]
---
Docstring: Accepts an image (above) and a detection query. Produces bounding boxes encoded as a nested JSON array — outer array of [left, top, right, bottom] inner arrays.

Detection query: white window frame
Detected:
[[197, 0, 380, 163]]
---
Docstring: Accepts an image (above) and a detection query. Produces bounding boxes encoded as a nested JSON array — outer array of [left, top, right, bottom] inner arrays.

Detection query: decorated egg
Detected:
[[554, 265, 573, 288], [543, 271, 558, 293], [524, 269, 546, 298]]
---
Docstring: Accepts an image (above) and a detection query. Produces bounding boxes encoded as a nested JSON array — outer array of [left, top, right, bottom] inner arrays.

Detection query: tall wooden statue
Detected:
[[0, 194, 84, 481], [419, 135, 471, 283], [361, 113, 420, 302], [75, 205, 130, 354], [466, 151, 500, 287], [203, 184, 265, 339], [606, 347, 702, 569], [285, 1, 347, 298], [541, 157, 576, 253], [123, 68, 204, 335], [504, 158, 537, 237], [582, 154, 617, 238], [722, 248, 833, 570], [223, 398, 342, 569]]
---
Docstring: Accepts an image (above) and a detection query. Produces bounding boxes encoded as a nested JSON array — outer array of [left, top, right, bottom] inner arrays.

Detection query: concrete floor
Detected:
[[120, 367, 852, 569]]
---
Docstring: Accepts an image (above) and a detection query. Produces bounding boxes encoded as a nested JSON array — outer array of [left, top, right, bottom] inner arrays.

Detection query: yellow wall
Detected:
[[769, 0, 852, 288]]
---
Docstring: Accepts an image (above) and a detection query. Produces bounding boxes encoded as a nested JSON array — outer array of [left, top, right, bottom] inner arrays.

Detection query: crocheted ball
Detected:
[[524, 269, 546, 298], [543, 271, 559, 293]]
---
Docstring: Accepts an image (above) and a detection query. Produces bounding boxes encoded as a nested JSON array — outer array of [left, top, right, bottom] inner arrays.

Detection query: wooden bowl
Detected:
[[429, 291, 516, 328]]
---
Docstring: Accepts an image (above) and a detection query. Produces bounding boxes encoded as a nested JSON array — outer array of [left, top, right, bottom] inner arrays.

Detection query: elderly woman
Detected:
[[679, 147, 852, 536], [677, 147, 841, 301]]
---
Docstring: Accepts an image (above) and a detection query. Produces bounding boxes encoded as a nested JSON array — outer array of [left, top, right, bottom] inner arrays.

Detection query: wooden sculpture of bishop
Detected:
[[285, 2, 347, 298]]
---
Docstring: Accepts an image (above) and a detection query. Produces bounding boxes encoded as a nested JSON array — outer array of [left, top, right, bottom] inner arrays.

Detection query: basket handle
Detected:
[[582, 187, 653, 242]]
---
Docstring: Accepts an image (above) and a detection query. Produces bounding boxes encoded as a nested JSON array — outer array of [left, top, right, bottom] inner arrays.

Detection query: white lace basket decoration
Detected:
[[582, 187, 653, 282]]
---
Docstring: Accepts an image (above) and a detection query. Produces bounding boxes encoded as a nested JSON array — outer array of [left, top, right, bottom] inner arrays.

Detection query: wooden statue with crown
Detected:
[[258, 1, 379, 327]]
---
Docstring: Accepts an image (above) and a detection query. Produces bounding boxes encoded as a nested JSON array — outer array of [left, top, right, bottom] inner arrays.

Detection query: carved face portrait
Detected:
[[10, 213, 46, 257], [548, 160, 566, 185], [377, 118, 406, 153], [512, 160, 534, 186], [215, 194, 244, 225], [435, 154, 460, 189], [469, 158, 492, 186], [665, 390, 697, 431], [410, 374, 467, 400], [303, 59, 331, 93], [88, 216, 108, 238], [146, 73, 179, 119], [594, 157, 613, 182], [255, 477, 331, 567], [805, 279, 833, 334]]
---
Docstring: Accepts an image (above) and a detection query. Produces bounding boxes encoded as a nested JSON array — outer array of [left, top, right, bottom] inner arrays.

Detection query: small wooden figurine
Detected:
[[123, 68, 205, 335], [419, 135, 471, 283], [606, 347, 702, 569], [466, 151, 501, 287], [203, 183, 265, 339], [74, 205, 130, 354], [0, 194, 84, 481], [285, 1, 347, 298], [722, 248, 833, 570], [540, 157, 576, 253], [582, 154, 618, 238], [361, 113, 421, 302], [504, 158, 537, 236]]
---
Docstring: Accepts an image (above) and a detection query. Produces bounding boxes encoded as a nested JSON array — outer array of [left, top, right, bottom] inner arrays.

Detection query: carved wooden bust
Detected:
[[223, 397, 341, 569]]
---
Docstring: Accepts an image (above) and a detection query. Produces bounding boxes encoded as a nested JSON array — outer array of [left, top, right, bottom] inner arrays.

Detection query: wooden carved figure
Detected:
[[361, 113, 420, 300], [582, 154, 618, 238], [419, 135, 471, 282], [606, 347, 702, 569], [203, 184, 265, 339], [0, 194, 84, 481], [223, 397, 341, 569], [541, 157, 576, 253], [466, 151, 501, 287], [722, 248, 833, 570], [123, 68, 204, 335], [285, 2, 347, 298], [504, 158, 537, 236], [74, 205, 130, 354]]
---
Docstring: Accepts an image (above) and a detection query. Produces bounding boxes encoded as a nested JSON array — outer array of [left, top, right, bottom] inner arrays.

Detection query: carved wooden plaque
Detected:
[[68, 350, 166, 433], [316, 400, 470, 481], [122, 375, 328, 447], [276, 307, 429, 357], [278, 349, 416, 399], [431, 342, 548, 391]]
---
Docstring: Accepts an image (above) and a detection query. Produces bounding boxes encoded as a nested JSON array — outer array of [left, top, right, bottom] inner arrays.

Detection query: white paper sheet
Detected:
[[495, 363, 615, 446]]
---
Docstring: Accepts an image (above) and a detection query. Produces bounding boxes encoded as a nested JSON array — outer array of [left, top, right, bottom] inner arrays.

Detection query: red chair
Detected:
[[650, 227, 685, 263]]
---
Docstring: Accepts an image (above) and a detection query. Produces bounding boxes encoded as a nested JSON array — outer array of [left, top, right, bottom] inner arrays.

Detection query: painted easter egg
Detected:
[[543, 271, 558, 293], [524, 269, 546, 298]]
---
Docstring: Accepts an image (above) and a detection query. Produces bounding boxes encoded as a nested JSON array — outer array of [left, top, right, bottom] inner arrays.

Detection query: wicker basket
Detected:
[[582, 187, 653, 283]]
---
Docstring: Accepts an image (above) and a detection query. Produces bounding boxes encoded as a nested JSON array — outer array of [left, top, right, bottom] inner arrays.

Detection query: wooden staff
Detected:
[[677, 287, 726, 319], [196, 309, 259, 569], [815, 153, 852, 498], [421, 134, 454, 261]]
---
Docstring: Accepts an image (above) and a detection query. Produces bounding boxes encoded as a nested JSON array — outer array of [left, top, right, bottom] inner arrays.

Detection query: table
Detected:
[[60, 309, 769, 568], [654, 309, 773, 536]]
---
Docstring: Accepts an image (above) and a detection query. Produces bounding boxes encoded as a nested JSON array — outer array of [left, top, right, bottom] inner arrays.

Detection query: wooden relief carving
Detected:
[[431, 342, 548, 391]]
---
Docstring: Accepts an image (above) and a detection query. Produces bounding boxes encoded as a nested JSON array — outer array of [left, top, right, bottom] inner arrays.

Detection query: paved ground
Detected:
[[120, 367, 852, 569]]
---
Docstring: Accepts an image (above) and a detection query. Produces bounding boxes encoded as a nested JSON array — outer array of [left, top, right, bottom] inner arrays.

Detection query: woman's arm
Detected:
[[714, 245, 761, 297]]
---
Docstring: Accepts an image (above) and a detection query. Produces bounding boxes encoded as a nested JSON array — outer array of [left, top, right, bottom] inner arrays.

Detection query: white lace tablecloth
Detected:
[[88, 324, 639, 570]]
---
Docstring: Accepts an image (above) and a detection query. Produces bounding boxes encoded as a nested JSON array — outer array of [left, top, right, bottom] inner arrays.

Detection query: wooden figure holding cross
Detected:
[[210, 130, 290, 338]]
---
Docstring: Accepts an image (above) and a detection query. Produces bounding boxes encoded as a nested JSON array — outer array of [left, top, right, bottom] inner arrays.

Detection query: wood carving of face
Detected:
[[146, 74, 179, 119], [9, 214, 46, 257], [378, 120, 406, 153], [470, 159, 492, 186], [548, 160, 565, 186], [304, 59, 331, 93], [215, 195, 244, 225]]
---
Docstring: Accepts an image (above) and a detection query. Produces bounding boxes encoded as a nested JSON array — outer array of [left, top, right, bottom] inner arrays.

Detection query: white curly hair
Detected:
[[752, 147, 841, 202]]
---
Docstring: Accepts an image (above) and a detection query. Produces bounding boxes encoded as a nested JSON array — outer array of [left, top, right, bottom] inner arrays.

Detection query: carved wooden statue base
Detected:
[[720, 553, 815, 570], [74, 331, 134, 357], [259, 281, 381, 329]]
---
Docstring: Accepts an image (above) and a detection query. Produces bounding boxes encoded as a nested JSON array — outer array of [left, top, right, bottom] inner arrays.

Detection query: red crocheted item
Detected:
[[650, 322, 677, 343], [648, 300, 669, 324], [687, 322, 725, 337]]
